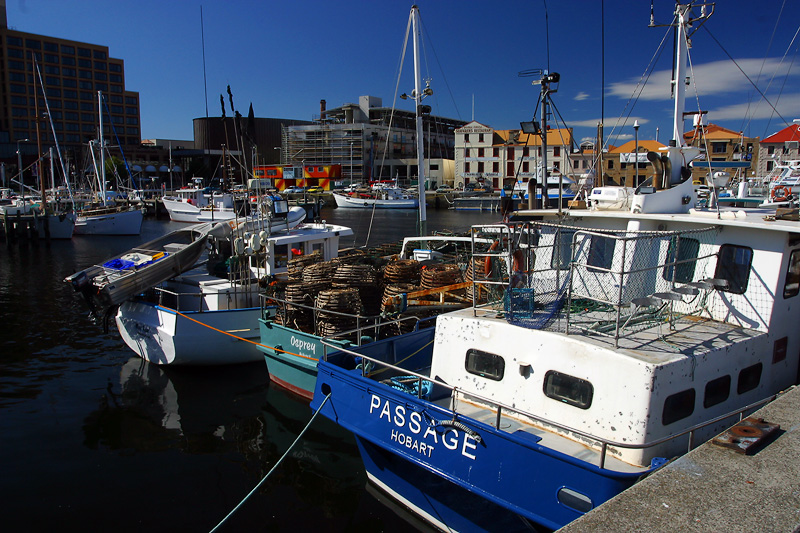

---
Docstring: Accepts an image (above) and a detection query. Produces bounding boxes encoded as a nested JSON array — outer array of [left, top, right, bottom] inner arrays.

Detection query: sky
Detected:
[[8, 0, 799, 147]]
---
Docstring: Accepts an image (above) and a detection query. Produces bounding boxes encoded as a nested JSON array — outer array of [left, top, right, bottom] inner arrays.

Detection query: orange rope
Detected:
[[160, 306, 318, 362]]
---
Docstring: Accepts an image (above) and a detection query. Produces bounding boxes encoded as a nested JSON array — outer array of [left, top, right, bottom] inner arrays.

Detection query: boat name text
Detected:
[[290, 335, 316, 355], [369, 394, 477, 460]]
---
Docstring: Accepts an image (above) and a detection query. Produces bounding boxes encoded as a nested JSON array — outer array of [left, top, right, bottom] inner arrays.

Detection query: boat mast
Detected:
[[411, 5, 427, 236], [98, 91, 107, 203]]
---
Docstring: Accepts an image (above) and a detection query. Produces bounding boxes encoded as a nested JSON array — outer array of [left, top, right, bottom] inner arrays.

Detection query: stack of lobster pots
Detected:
[[332, 263, 382, 316], [381, 259, 421, 314], [315, 287, 362, 340]]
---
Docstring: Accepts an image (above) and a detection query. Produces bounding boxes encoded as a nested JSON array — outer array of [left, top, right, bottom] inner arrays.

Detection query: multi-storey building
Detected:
[[281, 96, 466, 189], [603, 140, 666, 187], [757, 122, 800, 176], [454, 121, 574, 190], [682, 122, 758, 181]]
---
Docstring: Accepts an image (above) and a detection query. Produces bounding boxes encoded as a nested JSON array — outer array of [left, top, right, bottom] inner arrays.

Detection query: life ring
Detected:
[[484, 240, 500, 275], [772, 185, 791, 202]]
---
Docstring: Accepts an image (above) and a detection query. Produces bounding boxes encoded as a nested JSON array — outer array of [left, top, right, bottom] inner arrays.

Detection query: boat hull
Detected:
[[332, 192, 418, 209], [74, 208, 143, 235], [41, 212, 76, 239], [163, 197, 240, 223], [116, 301, 262, 365], [311, 330, 642, 531], [258, 315, 352, 399]]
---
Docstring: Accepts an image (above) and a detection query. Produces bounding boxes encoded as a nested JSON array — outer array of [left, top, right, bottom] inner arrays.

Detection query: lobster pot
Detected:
[[465, 258, 488, 303], [333, 264, 383, 315], [332, 248, 367, 265], [276, 282, 314, 332], [383, 259, 421, 284], [302, 261, 337, 294], [381, 283, 420, 313], [371, 240, 404, 257], [316, 288, 362, 340], [420, 263, 462, 289], [287, 251, 321, 281]]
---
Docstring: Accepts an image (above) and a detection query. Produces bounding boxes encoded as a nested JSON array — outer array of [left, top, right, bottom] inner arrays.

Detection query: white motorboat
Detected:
[[332, 186, 418, 209]]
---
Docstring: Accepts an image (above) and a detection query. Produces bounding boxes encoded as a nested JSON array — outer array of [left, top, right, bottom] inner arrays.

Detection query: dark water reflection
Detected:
[[0, 207, 499, 531]]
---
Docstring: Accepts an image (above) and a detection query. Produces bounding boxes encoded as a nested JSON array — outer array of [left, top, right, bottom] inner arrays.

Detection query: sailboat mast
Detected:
[[411, 5, 427, 236], [98, 91, 107, 202]]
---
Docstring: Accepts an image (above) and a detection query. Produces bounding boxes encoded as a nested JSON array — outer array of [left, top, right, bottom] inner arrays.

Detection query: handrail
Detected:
[[319, 339, 783, 470]]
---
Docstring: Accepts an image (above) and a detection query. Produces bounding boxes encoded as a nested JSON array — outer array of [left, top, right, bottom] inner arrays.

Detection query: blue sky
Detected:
[[9, 0, 799, 146]]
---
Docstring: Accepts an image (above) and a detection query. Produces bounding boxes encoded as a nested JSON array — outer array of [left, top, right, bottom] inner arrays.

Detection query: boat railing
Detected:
[[259, 293, 423, 347], [150, 281, 260, 313], [321, 338, 781, 470], [467, 222, 722, 346]]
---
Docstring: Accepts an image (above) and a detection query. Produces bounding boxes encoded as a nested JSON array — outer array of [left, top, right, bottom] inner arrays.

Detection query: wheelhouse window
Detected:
[[737, 363, 762, 394], [587, 234, 615, 272], [465, 349, 505, 381], [543, 371, 593, 409], [784, 249, 800, 299], [703, 375, 730, 408], [663, 389, 695, 425], [663, 237, 699, 284], [552, 229, 576, 270], [713, 244, 753, 294]]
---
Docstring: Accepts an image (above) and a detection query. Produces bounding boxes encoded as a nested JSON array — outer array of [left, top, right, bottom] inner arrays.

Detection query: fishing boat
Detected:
[[65, 222, 215, 317], [114, 205, 352, 366], [162, 178, 243, 223], [309, 3, 800, 530], [332, 184, 418, 209]]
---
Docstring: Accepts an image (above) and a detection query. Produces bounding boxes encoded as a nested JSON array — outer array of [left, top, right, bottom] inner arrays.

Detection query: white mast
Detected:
[[672, 4, 690, 146], [411, 5, 427, 236], [98, 91, 107, 203]]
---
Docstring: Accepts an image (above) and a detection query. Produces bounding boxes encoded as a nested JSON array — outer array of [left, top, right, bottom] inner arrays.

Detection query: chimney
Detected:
[[320, 99, 326, 119]]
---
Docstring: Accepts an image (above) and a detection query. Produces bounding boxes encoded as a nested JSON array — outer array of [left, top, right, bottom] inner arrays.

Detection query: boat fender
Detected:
[[364, 202, 369, 207], [258, 230, 269, 242], [233, 237, 245, 256], [437, 419, 482, 444], [250, 233, 262, 252], [484, 240, 500, 276]]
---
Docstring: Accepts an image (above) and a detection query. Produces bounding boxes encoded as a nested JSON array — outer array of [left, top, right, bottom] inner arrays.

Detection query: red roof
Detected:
[[762, 124, 800, 143]]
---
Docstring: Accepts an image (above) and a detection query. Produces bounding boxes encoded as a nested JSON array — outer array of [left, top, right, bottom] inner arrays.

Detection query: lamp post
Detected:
[[16, 138, 28, 198], [633, 120, 640, 186], [273, 146, 281, 164], [349, 142, 353, 187]]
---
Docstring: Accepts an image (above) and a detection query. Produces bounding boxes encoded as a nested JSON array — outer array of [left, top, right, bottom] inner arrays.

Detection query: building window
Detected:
[[493, 147, 499, 157], [62, 56, 76, 66], [507, 147, 514, 159], [714, 244, 753, 294], [9, 60, 25, 70], [477, 162, 484, 173], [544, 370, 593, 409], [712, 142, 727, 153], [93, 50, 107, 60], [80, 92, 93, 101], [9, 72, 25, 82], [11, 107, 26, 117], [703, 375, 731, 408], [554, 146, 561, 157], [80, 102, 93, 111], [126, 107, 137, 115], [126, 117, 138, 125], [109, 74, 122, 83], [7, 48, 23, 58], [478, 133, 484, 142], [64, 90, 78, 99], [95, 83, 107, 91], [109, 63, 122, 73], [44, 54, 59, 64], [64, 101, 78, 110], [465, 349, 505, 381], [492, 162, 499, 173], [78, 47, 91, 57], [7, 36, 22, 46], [522, 161, 529, 172], [110, 95, 123, 103], [125, 96, 138, 105], [61, 44, 75, 55], [663, 389, 695, 425], [95, 72, 107, 81], [784, 249, 800, 298], [45, 76, 60, 86], [94, 61, 106, 70], [78, 58, 91, 68], [767, 161, 774, 171], [25, 39, 41, 49], [465, 148, 470, 158], [737, 363, 762, 394], [463, 133, 469, 143], [478, 148, 484, 157], [608, 160, 615, 169], [110, 85, 122, 93]]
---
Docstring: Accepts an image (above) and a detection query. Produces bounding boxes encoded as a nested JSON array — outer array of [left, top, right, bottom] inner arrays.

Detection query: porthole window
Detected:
[[465, 349, 505, 381], [703, 375, 730, 408], [737, 363, 762, 394], [543, 371, 593, 409], [714, 244, 753, 294], [663, 389, 695, 425]]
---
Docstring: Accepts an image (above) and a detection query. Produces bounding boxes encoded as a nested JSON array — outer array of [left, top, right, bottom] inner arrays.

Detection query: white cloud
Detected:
[[569, 117, 649, 128], [707, 92, 800, 122], [574, 92, 590, 101], [608, 58, 798, 101]]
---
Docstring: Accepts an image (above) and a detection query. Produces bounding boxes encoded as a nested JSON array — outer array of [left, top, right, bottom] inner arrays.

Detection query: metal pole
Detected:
[[16, 139, 28, 198], [634, 120, 640, 187], [411, 6, 427, 236], [350, 141, 353, 186]]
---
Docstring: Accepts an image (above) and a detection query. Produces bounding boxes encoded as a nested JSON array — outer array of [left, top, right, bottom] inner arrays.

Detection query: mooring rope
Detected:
[[209, 392, 331, 532]]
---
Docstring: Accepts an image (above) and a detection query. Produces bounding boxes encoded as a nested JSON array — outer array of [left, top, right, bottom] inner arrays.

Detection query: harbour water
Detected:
[[0, 206, 500, 531]]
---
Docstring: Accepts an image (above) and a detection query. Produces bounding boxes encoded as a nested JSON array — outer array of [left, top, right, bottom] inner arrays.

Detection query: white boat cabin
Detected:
[[428, 215, 800, 468]]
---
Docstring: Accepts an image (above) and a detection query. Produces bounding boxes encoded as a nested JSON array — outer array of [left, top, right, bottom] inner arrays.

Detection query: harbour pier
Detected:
[[559, 385, 800, 532]]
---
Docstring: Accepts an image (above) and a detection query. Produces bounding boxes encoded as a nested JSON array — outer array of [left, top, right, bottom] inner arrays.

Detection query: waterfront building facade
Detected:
[[757, 122, 800, 176], [454, 121, 574, 190]]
